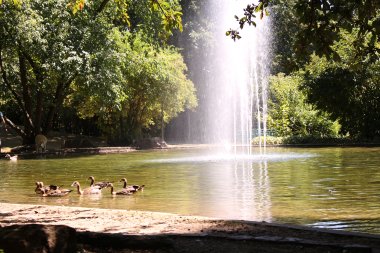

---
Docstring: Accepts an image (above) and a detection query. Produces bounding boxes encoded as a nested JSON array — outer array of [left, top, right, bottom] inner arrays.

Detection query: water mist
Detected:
[[202, 0, 271, 154]]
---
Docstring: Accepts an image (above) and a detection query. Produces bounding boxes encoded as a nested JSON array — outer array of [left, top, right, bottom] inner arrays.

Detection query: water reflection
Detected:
[[1, 147, 380, 234], [232, 160, 271, 221]]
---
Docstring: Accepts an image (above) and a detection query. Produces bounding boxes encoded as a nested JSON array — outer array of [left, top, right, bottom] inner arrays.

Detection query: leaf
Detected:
[[13, 0, 22, 6], [256, 2, 263, 12]]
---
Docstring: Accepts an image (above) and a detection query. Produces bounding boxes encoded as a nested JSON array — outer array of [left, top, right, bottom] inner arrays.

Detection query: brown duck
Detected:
[[88, 176, 111, 189], [107, 183, 133, 195], [71, 181, 102, 195], [35, 182, 72, 196], [120, 178, 144, 193]]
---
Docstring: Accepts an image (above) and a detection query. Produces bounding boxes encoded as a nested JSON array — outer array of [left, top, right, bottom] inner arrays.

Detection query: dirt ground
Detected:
[[0, 203, 217, 235], [1, 203, 380, 253]]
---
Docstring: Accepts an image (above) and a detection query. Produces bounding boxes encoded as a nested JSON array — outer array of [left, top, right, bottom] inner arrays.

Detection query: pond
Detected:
[[1, 146, 380, 234]]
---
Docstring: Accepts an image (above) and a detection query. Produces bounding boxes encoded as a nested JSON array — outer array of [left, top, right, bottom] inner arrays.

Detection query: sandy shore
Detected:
[[0, 202, 220, 235], [1, 202, 380, 252], [1, 202, 380, 239]]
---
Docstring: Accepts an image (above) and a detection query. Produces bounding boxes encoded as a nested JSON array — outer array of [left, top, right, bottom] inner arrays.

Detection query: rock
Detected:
[[0, 224, 77, 253]]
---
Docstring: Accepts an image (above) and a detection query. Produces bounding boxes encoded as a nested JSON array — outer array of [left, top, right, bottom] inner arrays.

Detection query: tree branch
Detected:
[[18, 49, 36, 130], [3, 116, 27, 138], [95, 0, 110, 16]]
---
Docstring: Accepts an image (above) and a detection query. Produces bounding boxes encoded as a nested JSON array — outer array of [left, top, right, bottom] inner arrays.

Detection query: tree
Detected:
[[268, 73, 340, 137], [0, 0, 184, 144], [1, 0, 97, 143], [69, 31, 197, 144], [229, 0, 380, 63], [231, 1, 380, 139], [302, 59, 380, 139]]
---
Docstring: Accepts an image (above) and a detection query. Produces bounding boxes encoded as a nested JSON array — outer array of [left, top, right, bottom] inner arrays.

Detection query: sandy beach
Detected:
[[1, 202, 380, 253], [0, 202, 219, 235]]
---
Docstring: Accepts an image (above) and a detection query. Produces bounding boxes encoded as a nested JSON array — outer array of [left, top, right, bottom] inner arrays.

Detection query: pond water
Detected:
[[1, 146, 380, 234]]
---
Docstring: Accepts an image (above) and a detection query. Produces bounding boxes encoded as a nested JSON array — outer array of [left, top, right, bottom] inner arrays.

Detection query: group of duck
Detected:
[[35, 176, 145, 197]]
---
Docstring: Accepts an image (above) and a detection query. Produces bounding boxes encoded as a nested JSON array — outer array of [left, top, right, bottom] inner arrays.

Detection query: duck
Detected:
[[88, 176, 111, 189], [5, 154, 18, 161], [71, 181, 102, 195], [120, 178, 145, 193], [35, 182, 59, 194], [107, 183, 133, 195], [35, 182, 45, 194], [35, 181, 72, 196], [42, 189, 72, 197]]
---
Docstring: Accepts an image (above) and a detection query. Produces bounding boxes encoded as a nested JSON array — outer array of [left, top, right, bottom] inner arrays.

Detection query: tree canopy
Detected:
[[0, 0, 196, 144], [230, 0, 380, 62], [1, 0, 379, 144], [230, 0, 380, 139]]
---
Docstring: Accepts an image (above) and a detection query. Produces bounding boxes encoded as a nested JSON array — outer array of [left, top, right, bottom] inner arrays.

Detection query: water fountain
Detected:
[[205, 0, 271, 154]]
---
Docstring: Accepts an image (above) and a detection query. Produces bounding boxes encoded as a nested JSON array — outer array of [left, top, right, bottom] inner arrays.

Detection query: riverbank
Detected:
[[2, 131, 380, 158], [1, 202, 380, 252], [0, 131, 218, 157]]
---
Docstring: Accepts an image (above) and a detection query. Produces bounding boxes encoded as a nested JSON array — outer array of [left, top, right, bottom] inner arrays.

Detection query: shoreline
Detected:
[[2, 202, 380, 238], [2, 129, 380, 157]]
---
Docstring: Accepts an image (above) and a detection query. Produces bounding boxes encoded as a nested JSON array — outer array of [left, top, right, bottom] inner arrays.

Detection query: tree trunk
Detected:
[[161, 106, 165, 141], [18, 50, 36, 144], [35, 90, 43, 134]]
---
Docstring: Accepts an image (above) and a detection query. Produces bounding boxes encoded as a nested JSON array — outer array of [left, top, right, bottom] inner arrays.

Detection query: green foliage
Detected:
[[269, 0, 299, 74], [256, 1, 380, 140], [268, 73, 340, 138], [302, 65, 380, 139], [299, 28, 380, 139], [251, 136, 358, 145], [69, 30, 197, 143], [0, 0, 189, 144], [232, 1, 380, 63], [127, 0, 183, 42], [0, 0, 100, 140], [293, 0, 380, 62], [151, 0, 183, 33], [227, 0, 269, 41]]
